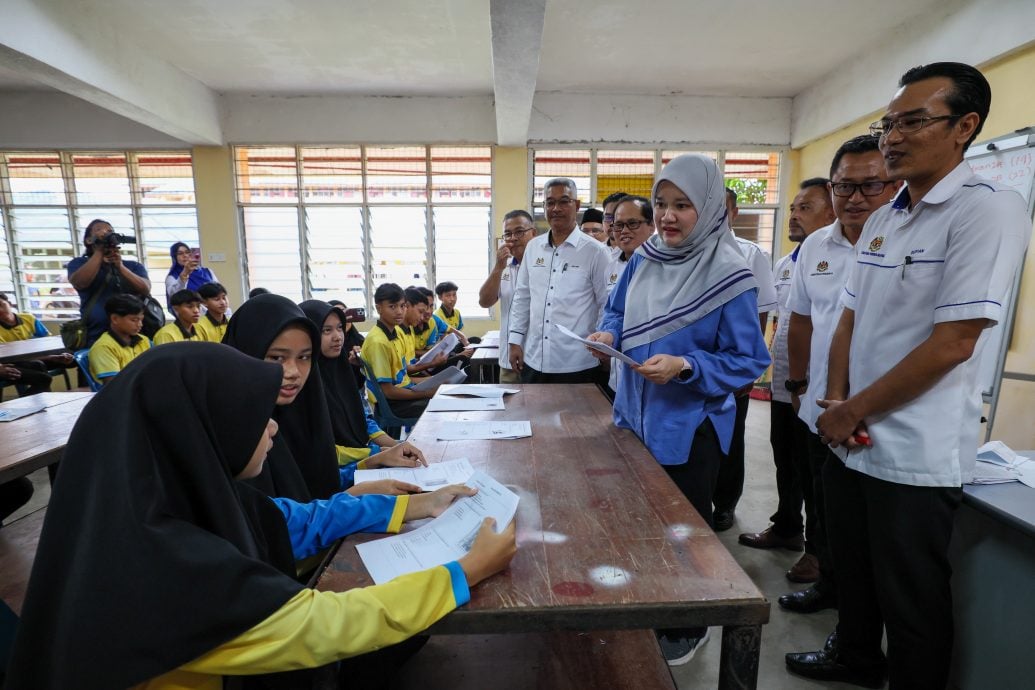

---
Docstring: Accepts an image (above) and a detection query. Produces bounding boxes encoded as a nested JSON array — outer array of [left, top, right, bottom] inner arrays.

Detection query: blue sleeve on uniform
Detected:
[[339, 462, 358, 489], [444, 560, 471, 606], [457, 313, 464, 330], [32, 319, 50, 337], [681, 291, 772, 397], [365, 411, 382, 438], [271, 493, 399, 560]]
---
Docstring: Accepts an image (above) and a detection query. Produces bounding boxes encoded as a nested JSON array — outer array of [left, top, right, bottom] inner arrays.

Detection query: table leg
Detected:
[[718, 624, 761, 690]]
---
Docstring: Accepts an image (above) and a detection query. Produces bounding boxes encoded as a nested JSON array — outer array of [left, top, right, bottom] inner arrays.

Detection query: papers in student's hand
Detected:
[[410, 365, 467, 392], [353, 458, 475, 491], [426, 396, 504, 412], [417, 333, 458, 366], [435, 421, 532, 440], [554, 324, 640, 367], [356, 470, 519, 584], [0, 398, 47, 422], [438, 384, 519, 398]]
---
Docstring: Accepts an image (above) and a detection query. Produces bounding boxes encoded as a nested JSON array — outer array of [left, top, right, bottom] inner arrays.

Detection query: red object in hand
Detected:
[[852, 432, 873, 447]]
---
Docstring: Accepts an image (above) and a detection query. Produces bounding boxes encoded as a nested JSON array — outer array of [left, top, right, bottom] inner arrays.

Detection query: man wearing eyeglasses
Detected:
[[790, 63, 1030, 689], [478, 209, 537, 383], [777, 136, 900, 626], [508, 178, 612, 384]]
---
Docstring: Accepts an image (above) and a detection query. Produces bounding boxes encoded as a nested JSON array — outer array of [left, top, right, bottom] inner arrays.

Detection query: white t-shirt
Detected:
[[837, 161, 1030, 487], [787, 221, 855, 432], [735, 236, 778, 314], [770, 251, 797, 403]]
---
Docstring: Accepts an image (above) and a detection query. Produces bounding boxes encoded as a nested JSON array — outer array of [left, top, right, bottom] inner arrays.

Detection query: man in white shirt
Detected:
[[778, 136, 900, 621], [478, 210, 537, 384], [790, 62, 1030, 689], [713, 188, 778, 531], [739, 179, 834, 580], [508, 178, 612, 384]]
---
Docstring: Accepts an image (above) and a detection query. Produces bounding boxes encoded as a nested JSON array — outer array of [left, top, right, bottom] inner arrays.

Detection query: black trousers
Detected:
[[0, 477, 34, 524], [659, 419, 724, 640], [7, 361, 53, 397], [824, 457, 961, 689], [804, 432, 837, 592], [520, 364, 605, 385], [768, 401, 808, 538], [712, 393, 749, 513]]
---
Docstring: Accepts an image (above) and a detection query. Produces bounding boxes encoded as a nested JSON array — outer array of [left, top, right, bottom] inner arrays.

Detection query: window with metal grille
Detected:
[[235, 145, 492, 317], [0, 151, 198, 320], [531, 148, 782, 254]]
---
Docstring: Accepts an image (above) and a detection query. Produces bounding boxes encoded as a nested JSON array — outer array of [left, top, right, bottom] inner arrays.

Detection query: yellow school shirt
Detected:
[[88, 331, 152, 382], [153, 321, 200, 345], [0, 312, 48, 342], [434, 306, 463, 332], [194, 313, 228, 343], [360, 321, 411, 390], [399, 325, 418, 365]]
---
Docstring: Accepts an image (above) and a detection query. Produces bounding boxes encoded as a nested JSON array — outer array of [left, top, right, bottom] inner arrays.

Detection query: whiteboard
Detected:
[[964, 130, 1035, 406]]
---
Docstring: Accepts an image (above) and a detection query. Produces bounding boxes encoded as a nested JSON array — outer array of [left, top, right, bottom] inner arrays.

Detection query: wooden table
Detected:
[[0, 391, 94, 484], [469, 346, 500, 384], [0, 335, 67, 363], [317, 384, 770, 688]]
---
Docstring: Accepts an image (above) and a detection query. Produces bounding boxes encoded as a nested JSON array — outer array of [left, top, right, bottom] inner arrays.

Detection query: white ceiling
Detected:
[[0, 62, 49, 89]]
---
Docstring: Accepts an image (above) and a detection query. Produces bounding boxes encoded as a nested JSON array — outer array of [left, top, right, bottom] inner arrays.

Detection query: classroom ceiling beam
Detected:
[[490, 0, 547, 146], [0, 0, 222, 145]]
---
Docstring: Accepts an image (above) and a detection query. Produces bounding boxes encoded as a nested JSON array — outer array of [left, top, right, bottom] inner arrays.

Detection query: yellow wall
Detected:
[[790, 44, 1035, 446], [192, 146, 244, 309]]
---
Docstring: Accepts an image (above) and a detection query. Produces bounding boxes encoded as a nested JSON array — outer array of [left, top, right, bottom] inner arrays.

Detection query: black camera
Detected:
[[91, 232, 135, 251]]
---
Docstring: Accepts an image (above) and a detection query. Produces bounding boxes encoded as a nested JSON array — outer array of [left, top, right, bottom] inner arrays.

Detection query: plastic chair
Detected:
[[72, 349, 103, 392], [357, 356, 419, 438]]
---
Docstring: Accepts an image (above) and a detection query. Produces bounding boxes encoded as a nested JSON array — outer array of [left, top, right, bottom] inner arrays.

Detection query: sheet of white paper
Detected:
[[353, 458, 475, 491], [0, 398, 47, 422], [1015, 460, 1035, 489], [435, 420, 532, 440], [426, 396, 505, 412], [467, 342, 499, 349], [554, 323, 641, 367], [410, 365, 467, 391], [968, 463, 1018, 484], [417, 333, 459, 366], [438, 384, 519, 398], [356, 470, 520, 584], [976, 440, 1022, 466]]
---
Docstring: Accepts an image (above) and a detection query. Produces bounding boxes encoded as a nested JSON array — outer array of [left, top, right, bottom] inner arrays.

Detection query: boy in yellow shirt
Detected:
[[195, 282, 230, 342], [88, 294, 151, 384], [153, 290, 202, 345]]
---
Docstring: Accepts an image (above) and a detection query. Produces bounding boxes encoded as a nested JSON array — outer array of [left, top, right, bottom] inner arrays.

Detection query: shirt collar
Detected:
[[823, 220, 853, 249], [892, 160, 972, 210], [0, 314, 22, 330], [376, 320, 398, 341], [174, 319, 196, 339], [547, 226, 584, 248], [107, 328, 142, 348], [204, 312, 227, 327]]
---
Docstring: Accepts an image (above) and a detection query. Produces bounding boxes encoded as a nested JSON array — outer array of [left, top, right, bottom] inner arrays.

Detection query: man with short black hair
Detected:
[[580, 208, 607, 243], [788, 62, 1029, 688], [508, 178, 612, 384], [601, 191, 628, 247], [87, 294, 151, 384], [153, 290, 203, 344], [195, 282, 231, 343], [0, 292, 73, 396]]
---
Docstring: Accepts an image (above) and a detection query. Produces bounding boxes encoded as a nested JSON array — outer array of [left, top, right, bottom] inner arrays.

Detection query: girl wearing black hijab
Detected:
[[5, 344, 516, 689], [300, 299, 428, 483]]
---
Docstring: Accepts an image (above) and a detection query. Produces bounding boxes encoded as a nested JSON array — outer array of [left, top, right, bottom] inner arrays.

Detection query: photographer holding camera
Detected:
[[67, 219, 152, 348]]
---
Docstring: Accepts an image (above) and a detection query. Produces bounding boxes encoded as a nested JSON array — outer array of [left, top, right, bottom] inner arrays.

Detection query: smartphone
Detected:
[[190, 248, 201, 262], [343, 307, 366, 323]]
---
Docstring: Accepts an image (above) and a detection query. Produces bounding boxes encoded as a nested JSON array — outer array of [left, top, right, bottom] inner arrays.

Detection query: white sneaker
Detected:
[[659, 628, 711, 666]]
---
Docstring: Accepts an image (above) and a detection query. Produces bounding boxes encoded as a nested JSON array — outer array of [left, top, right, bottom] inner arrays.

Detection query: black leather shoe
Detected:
[[713, 509, 735, 532], [785, 649, 885, 688], [778, 584, 837, 613]]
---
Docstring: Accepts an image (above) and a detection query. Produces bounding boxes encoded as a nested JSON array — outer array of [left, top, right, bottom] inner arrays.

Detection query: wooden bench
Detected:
[[390, 629, 675, 689], [0, 507, 46, 615]]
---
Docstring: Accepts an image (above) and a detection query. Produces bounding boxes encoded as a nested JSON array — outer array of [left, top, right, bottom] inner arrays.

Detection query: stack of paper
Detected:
[[973, 441, 1035, 488], [426, 396, 504, 412], [353, 458, 475, 491], [411, 365, 467, 391], [417, 333, 458, 366], [435, 420, 532, 440], [438, 384, 519, 398], [356, 470, 520, 584]]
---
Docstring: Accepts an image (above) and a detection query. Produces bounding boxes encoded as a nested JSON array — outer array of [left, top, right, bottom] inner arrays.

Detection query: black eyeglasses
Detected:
[[868, 114, 960, 138], [499, 227, 534, 240], [830, 181, 895, 197], [544, 197, 576, 209], [612, 220, 650, 232]]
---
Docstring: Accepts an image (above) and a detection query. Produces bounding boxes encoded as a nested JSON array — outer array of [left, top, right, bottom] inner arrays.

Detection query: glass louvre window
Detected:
[[236, 145, 493, 316], [0, 150, 198, 319], [0, 215, 15, 297], [596, 150, 655, 203]]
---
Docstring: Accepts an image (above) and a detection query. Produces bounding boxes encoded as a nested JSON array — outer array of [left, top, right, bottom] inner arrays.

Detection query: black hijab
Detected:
[[5, 344, 303, 690], [223, 294, 341, 501], [299, 300, 369, 449]]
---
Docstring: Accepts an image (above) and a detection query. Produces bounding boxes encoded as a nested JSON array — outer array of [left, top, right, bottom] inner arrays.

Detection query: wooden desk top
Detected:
[[317, 384, 769, 633], [0, 391, 94, 484], [0, 335, 68, 363]]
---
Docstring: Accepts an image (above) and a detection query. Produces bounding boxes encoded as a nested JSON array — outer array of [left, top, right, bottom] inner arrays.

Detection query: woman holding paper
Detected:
[[587, 154, 770, 664], [6, 344, 516, 689]]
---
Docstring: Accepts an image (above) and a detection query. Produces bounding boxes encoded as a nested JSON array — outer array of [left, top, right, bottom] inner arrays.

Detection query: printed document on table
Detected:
[[353, 458, 475, 491], [435, 420, 531, 440], [438, 384, 519, 398], [356, 470, 520, 584], [417, 333, 458, 366], [0, 398, 47, 422], [554, 324, 641, 367], [426, 396, 505, 412], [411, 365, 467, 391]]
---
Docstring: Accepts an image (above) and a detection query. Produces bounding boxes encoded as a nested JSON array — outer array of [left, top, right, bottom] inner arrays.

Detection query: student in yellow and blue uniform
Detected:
[[0, 292, 74, 396], [87, 293, 152, 385], [153, 289, 202, 344], [6, 343, 517, 689], [434, 281, 465, 333], [195, 281, 231, 343]]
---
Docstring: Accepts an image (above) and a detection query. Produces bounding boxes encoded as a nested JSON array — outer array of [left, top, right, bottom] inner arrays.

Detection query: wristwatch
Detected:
[[677, 359, 694, 381], [784, 378, 808, 394]]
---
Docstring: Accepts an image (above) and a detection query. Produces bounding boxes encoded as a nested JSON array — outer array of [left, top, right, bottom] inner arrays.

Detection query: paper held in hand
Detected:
[[353, 458, 475, 491], [554, 324, 641, 367], [417, 333, 458, 366], [356, 470, 520, 584], [411, 365, 467, 392]]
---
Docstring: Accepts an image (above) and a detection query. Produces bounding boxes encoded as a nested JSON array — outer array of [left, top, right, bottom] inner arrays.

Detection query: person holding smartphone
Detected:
[[166, 241, 219, 307]]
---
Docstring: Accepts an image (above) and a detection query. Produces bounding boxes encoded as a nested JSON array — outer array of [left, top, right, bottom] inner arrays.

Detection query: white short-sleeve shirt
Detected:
[[736, 237, 778, 314], [837, 161, 1030, 487], [497, 258, 520, 371], [770, 250, 797, 403], [787, 221, 855, 432]]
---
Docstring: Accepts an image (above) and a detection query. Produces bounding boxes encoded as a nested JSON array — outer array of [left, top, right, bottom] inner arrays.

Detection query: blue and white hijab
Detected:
[[623, 154, 756, 351]]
